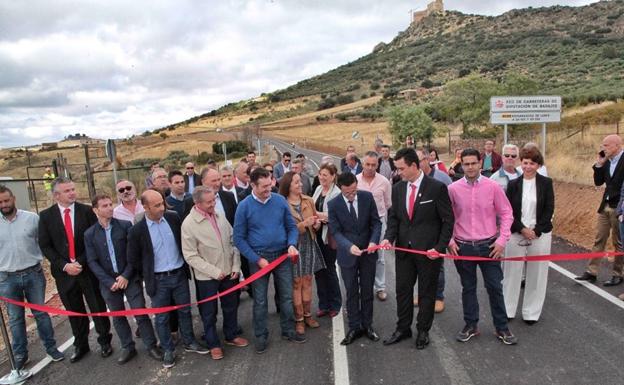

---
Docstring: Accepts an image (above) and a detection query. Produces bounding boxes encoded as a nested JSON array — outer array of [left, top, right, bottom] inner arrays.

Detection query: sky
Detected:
[[0, 0, 598, 148]]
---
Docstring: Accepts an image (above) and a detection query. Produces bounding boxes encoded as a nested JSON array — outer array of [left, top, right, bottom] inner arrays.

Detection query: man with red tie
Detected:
[[38, 177, 113, 363]]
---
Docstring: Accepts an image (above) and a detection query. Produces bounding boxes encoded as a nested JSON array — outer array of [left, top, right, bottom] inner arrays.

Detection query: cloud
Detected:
[[0, 0, 598, 148]]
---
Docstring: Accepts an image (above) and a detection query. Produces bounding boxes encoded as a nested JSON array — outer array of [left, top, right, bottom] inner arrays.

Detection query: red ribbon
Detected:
[[3, 246, 622, 317], [1, 254, 290, 317]]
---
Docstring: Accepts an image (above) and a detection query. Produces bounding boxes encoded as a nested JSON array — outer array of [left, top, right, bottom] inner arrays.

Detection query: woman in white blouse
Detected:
[[503, 146, 554, 324]]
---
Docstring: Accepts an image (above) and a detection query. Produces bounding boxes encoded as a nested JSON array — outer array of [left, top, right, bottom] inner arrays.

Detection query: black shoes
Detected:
[[148, 346, 164, 361], [117, 348, 137, 365], [100, 343, 113, 358], [162, 351, 176, 369], [575, 272, 597, 283], [383, 330, 412, 345], [70, 346, 90, 363], [341, 329, 364, 345], [415, 331, 430, 350], [603, 275, 623, 286], [524, 320, 538, 326], [365, 327, 380, 342]]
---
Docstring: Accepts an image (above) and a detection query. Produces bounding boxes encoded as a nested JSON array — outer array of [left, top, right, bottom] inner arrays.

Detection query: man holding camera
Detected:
[[576, 134, 624, 286]]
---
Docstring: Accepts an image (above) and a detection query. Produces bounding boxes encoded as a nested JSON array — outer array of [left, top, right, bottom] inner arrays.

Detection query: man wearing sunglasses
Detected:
[[184, 162, 200, 194], [113, 180, 144, 224], [490, 144, 521, 192], [274, 152, 292, 183]]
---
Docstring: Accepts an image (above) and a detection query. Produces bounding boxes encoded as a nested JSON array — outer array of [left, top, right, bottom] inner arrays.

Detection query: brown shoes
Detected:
[[295, 320, 305, 335], [304, 316, 320, 328], [376, 290, 387, 301], [225, 337, 249, 347], [434, 300, 445, 313], [209, 348, 223, 360]]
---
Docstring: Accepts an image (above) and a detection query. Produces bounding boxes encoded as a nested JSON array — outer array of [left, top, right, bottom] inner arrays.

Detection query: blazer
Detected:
[[376, 157, 396, 173], [287, 195, 318, 240], [84, 218, 134, 289], [274, 161, 289, 182], [312, 183, 341, 244], [181, 208, 241, 281], [127, 211, 189, 297], [340, 157, 361, 174], [328, 190, 381, 268], [594, 153, 624, 212], [184, 173, 201, 193], [182, 189, 237, 226], [384, 176, 454, 254], [38, 201, 98, 293], [480, 151, 503, 173], [506, 174, 554, 237]]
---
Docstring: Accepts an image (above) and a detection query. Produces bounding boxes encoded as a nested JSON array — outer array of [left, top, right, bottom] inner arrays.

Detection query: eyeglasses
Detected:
[[186, 167, 194, 170], [284, 158, 291, 162], [118, 186, 133, 193], [503, 154, 518, 158]]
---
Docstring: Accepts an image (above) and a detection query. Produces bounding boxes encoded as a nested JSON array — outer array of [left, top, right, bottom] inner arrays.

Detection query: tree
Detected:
[[387, 105, 435, 147]]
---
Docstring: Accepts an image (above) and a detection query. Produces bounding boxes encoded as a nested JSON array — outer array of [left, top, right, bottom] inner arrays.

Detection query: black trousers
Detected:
[[339, 252, 377, 331], [57, 271, 112, 349], [395, 251, 442, 333]]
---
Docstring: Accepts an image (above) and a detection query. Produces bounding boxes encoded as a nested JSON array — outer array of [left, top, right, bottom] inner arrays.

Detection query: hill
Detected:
[[272, 0, 624, 105]]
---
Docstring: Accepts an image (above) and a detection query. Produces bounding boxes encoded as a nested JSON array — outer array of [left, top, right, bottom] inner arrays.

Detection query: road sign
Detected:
[[490, 96, 561, 113], [490, 111, 561, 124]]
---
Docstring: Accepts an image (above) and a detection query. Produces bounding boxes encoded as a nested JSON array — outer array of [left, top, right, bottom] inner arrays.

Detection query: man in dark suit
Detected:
[[182, 168, 236, 225], [577, 134, 624, 286], [127, 190, 208, 368], [328, 172, 381, 345], [38, 177, 113, 363], [342, 153, 363, 176], [340, 145, 361, 174], [380, 148, 454, 350], [183, 162, 201, 193], [85, 194, 162, 365]]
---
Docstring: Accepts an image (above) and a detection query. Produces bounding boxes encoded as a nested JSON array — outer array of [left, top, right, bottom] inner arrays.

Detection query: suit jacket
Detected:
[[480, 151, 503, 173], [274, 162, 289, 182], [182, 189, 237, 226], [184, 173, 201, 193], [506, 174, 554, 237], [340, 157, 361, 174], [300, 173, 313, 196], [376, 157, 396, 173], [84, 218, 134, 289], [127, 211, 189, 297], [384, 176, 454, 254], [38, 201, 98, 293], [594, 153, 624, 212], [328, 190, 381, 268]]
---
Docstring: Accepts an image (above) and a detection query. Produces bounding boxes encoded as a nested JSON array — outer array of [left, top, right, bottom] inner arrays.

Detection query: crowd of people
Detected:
[[1, 135, 623, 375]]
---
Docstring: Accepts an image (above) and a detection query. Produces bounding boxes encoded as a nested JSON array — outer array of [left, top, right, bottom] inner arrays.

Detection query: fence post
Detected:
[[83, 144, 96, 200]]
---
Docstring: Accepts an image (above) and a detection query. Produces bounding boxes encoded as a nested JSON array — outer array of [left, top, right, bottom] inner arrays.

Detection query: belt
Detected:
[[6, 264, 40, 275], [154, 266, 183, 276], [455, 236, 497, 247]]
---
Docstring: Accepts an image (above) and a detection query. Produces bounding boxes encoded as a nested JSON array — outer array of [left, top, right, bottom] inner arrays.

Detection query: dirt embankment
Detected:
[[553, 181, 607, 251]]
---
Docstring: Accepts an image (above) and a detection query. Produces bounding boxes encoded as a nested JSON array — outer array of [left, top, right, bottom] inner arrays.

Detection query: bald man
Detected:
[[127, 190, 208, 368], [577, 134, 624, 286], [184, 162, 201, 193]]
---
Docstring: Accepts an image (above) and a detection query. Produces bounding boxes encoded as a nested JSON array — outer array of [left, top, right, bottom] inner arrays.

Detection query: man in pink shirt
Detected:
[[448, 148, 517, 345], [357, 151, 392, 301], [113, 180, 144, 224]]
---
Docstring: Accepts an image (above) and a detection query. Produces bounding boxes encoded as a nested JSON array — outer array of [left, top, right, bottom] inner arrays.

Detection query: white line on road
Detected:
[[28, 321, 94, 376], [550, 262, 624, 310], [333, 270, 349, 385]]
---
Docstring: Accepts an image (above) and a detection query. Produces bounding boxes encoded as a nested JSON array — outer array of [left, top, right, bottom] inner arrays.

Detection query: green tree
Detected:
[[387, 105, 435, 147]]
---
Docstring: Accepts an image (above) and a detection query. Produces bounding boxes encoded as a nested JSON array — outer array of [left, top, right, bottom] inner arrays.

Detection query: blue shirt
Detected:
[[146, 217, 183, 272], [610, 150, 624, 177], [233, 193, 298, 263], [103, 224, 118, 273]]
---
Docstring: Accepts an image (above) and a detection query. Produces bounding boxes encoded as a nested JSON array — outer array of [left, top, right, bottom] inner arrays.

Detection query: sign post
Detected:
[[490, 96, 561, 157], [222, 143, 228, 164], [105, 139, 118, 185]]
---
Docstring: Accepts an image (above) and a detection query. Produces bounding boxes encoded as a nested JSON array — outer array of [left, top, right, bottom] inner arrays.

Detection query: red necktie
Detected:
[[408, 184, 417, 220], [63, 208, 76, 262]]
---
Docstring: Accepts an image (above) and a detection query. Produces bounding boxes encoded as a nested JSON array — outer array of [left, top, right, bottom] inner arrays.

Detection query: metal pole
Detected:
[[0, 303, 32, 384], [542, 123, 547, 157], [504, 124, 508, 145]]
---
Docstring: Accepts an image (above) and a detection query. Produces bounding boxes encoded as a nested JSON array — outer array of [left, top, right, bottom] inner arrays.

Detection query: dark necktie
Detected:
[[349, 200, 358, 222]]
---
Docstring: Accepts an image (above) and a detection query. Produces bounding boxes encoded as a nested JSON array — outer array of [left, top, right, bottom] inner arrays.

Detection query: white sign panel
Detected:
[[491, 111, 561, 124], [490, 96, 561, 113]]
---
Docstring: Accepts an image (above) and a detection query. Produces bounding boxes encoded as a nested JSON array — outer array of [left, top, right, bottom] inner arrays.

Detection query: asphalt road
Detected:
[[4, 139, 624, 385]]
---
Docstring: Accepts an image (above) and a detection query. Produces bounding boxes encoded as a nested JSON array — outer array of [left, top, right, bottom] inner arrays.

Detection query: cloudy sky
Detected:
[[0, 0, 597, 148]]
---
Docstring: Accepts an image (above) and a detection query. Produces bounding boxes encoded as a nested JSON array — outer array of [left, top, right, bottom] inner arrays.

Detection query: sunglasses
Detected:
[[503, 154, 518, 158], [118, 186, 133, 193], [186, 167, 194, 169]]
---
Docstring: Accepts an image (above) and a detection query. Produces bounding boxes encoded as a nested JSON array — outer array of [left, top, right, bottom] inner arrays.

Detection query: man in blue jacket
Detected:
[[84, 194, 162, 365], [233, 168, 302, 354], [328, 172, 381, 345]]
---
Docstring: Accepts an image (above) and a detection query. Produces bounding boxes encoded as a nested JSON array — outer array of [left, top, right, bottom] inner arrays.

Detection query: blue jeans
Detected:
[[436, 263, 445, 300], [454, 241, 509, 332], [248, 250, 295, 342], [196, 278, 239, 349], [149, 269, 196, 352], [0, 264, 57, 359]]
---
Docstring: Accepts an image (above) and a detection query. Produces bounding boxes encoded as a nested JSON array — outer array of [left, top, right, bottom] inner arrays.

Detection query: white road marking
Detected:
[[28, 322, 94, 376], [550, 262, 624, 310], [333, 268, 349, 385]]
